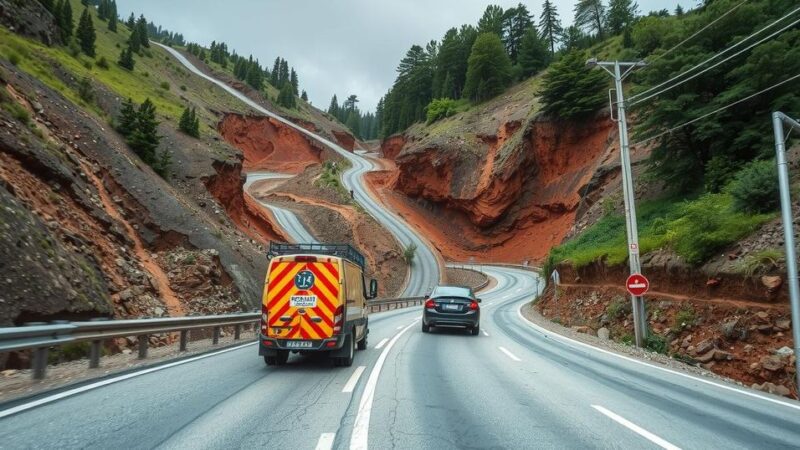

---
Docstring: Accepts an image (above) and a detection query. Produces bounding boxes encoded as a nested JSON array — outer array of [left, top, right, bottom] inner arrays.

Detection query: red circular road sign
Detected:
[[626, 273, 650, 296]]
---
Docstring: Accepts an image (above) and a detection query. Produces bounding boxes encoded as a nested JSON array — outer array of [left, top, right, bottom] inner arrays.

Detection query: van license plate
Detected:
[[285, 340, 313, 348], [290, 295, 317, 307]]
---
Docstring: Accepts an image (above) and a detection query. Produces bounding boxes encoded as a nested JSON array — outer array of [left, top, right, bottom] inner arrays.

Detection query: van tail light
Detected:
[[295, 256, 317, 263], [469, 301, 479, 310], [261, 304, 268, 333], [333, 305, 344, 334], [425, 299, 435, 309]]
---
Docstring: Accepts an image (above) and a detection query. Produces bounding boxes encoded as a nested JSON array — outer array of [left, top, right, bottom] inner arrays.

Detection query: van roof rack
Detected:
[[267, 242, 366, 269]]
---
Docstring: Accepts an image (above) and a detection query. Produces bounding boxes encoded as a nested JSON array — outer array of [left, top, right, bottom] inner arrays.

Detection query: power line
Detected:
[[628, 5, 800, 104], [647, 0, 748, 64], [631, 72, 800, 147]]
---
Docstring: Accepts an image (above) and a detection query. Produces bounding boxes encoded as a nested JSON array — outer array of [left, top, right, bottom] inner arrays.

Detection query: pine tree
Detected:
[[129, 98, 160, 164], [179, 106, 200, 137], [539, 0, 562, 55], [107, 0, 117, 32], [246, 61, 263, 90], [290, 69, 299, 95], [270, 57, 280, 86], [118, 46, 135, 70], [344, 95, 359, 114], [502, 3, 534, 63], [136, 15, 149, 48], [607, 0, 638, 35], [518, 27, 548, 78], [277, 83, 296, 109], [117, 98, 137, 136], [58, 0, 74, 41], [574, 0, 606, 37], [126, 12, 134, 29], [301, 90, 308, 102], [477, 5, 505, 36], [345, 110, 360, 138], [328, 94, 340, 117], [463, 33, 512, 102], [279, 59, 289, 87], [153, 149, 172, 179], [97, 0, 107, 20], [128, 26, 141, 53], [41, 0, 55, 13], [675, 4, 684, 15], [539, 50, 607, 119], [77, 8, 96, 57]]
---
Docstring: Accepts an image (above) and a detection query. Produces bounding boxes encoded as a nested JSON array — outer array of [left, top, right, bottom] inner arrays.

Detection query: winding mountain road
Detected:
[[154, 43, 439, 297], [244, 172, 318, 244]]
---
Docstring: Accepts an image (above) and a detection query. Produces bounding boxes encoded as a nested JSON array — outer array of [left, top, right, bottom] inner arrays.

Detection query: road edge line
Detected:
[[591, 405, 681, 450], [515, 302, 800, 411], [342, 366, 366, 393]]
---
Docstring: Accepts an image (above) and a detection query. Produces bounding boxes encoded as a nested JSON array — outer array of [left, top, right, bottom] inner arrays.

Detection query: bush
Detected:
[[96, 56, 110, 70], [7, 51, 20, 66], [425, 98, 460, 124], [83, 59, 93, 70], [77, 76, 94, 103], [180, 85, 187, 91], [737, 248, 784, 277], [644, 333, 667, 354], [3, 101, 30, 124], [68, 41, 81, 57], [728, 159, 779, 214], [673, 306, 695, 329], [160, 81, 170, 90], [403, 243, 417, 266], [606, 297, 630, 320]]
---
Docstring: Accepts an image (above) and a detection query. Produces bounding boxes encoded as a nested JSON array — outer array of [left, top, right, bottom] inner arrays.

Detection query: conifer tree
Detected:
[[117, 98, 138, 136], [607, 0, 638, 35], [136, 15, 149, 48], [463, 33, 512, 102], [129, 98, 160, 164], [290, 69, 299, 95], [301, 90, 308, 102], [246, 61, 263, 90], [270, 57, 280, 86], [126, 12, 135, 29], [77, 8, 96, 57], [539, 50, 607, 119], [97, 0, 108, 20], [574, 0, 606, 37], [58, 0, 74, 41], [477, 5, 505, 36], [277, 83, 296, 109], [41, 0, 55, 13], [539, 0, 562, 55], [118, 46, 135, 70], [518, 27, 548, 78], [328, 95, 340, 117], [128, 26, 141, 53], [179, 106, 200, 137], [107, 1, 117, 32]]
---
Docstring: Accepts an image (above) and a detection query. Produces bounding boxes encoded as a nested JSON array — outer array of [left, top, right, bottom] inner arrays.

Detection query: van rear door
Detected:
[[265, 257, 341, 340]]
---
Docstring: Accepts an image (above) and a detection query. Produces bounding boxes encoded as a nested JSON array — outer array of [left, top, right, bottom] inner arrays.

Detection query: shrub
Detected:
[[7, 51, 20, 66], [673, 306, 695, 329], [644, 333, 667, 354], [180, 85, 187, 91], [96, 56, 110, 69], [77, 76, 94, 103], [737, 248, 784, 277], [68, 41, 81, 57], [606, 297, 630, 320], [160, 81, 170, 90], [82, 59, 92, 70], [3, 101, 30, 124], [403, 243, 417, 266], [728, 159, 779, 214], [425, 98, 459, 124]]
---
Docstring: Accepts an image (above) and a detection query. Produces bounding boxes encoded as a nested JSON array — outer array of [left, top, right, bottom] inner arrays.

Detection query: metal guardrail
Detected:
[[0, 297, 427, 380]]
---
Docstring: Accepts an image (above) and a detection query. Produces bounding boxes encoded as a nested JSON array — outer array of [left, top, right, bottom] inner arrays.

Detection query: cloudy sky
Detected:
[[118, 0, 688, 112]]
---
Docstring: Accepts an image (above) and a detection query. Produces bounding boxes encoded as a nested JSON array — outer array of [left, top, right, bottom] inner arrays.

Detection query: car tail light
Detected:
[[261, 304, 268, 333], [425, 299, 435, 309], [333, 305, 344, 334], [469, 301, 479, 310]]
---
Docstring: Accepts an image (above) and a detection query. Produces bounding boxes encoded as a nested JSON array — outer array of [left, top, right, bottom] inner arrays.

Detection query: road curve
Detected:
[[153, 43, 439, 297], [244, 172, 317, 244], [5, 266, 800, 449]]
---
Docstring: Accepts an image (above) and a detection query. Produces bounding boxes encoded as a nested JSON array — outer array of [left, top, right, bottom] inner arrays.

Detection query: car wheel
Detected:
[[471, 325, 480, 336], [422, 322, 430, 333]]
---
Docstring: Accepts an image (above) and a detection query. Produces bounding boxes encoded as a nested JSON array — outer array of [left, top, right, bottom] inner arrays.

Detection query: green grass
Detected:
[[549, 192, 773, 268], [737, 248, 784, 277]]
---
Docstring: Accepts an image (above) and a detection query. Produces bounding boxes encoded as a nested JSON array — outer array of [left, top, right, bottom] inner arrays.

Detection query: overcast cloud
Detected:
[[117, 0, 687, 112]]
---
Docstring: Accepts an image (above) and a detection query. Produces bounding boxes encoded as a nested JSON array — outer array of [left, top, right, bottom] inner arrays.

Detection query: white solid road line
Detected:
[[0, 341, 257, 419], [396, 325, 403, 330], [342, 366, 366, 393], [592, 405, 681, 450], [482, 330, 490, 337], [350, 320, 418, 450], [515, 302, 800, 412], [374, 338, 389, 350], [498, 346, 521, 362], [315, 433, 336, 450]]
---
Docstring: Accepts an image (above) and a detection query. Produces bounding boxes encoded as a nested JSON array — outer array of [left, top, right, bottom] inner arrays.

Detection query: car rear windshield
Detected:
[[432, 286, 473, 299]]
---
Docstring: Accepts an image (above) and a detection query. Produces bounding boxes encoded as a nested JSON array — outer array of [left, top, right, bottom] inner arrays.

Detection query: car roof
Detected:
[[431, 285, 473, 298]]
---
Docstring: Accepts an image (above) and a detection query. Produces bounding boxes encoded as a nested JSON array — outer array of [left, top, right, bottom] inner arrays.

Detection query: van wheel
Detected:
[[276, 350, 289, 364], [336, 333, 355, 367], [264, 355, 276, 366], [357, 333, 368, 350]]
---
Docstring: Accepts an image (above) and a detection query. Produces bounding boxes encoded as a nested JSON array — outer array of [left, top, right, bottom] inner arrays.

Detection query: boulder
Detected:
[[694, 338, 715, 355], [775, 319, 791, 331], [713, 350, 733, 361], [761, 276, 783, 292], [751, 382, 791, 397], [775, 346, 794, 358], [696, 349, 717, 363], [761, 355, 785, 372], [597, 327, 610, 340]]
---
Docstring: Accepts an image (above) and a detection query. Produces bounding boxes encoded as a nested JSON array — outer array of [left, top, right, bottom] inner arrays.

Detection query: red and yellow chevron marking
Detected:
[[264, 260, 340, 340]]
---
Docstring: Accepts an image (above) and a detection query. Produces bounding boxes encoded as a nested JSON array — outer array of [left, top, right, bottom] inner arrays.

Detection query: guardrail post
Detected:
[[213, 326, 220, 345], [32, 347, 48, 380], [89, 340, 101, 368], [234, 324, 241, 340], [179, 330, 188, 352], [138, 335, 148, 359]]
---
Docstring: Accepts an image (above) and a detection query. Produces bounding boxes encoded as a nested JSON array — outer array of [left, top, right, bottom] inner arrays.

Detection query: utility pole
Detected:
[[772, 111, 800, 388], [587, 58, 648, 347]]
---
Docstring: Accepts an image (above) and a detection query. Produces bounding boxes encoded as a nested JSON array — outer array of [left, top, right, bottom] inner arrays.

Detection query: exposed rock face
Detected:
[[218, 114, 324, 174], [381, 135, 407, 160], [332, 130, 355, 152], [0, 0, 61, 45]]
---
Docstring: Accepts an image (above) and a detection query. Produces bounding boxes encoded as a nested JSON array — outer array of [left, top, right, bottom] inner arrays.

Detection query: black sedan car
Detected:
[[421, 285, 481, 335]]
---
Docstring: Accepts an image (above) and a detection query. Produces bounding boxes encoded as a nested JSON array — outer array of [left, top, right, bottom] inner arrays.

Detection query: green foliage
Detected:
[[517, 26, 549, 78], [727, 159, 779, 214], [159, 81, 169, 90], [7, 51, 21, 66], [3, 100, 30, 124], [117, 46, 134, 70], [737, 248, 784, 277], [574, 0, 606, 38], [56, 0, 74, 41], [673, 306, 696, 329], [152, 149, 172, 179], [425, 98, 462, 124], [539, 0, 563, 55], [501, 4, 534, 64], [77, 75, 94, 103], [633, 0, 800, 192], [96, 55, 109, 69], [77, 7, 96, 57], [403, 243, 417, 266], [644, 333, 667, 354], [116, 97, 137, 136], [178, 106, 200, 138], [606, 0, 638, 35], [463, 33, 513, 102], [277, 82, 296, 109], [477, 5, 505, 36], [539, 50, 607, 119], [605, 297, 630, 320], [120, 98, 161, 167]]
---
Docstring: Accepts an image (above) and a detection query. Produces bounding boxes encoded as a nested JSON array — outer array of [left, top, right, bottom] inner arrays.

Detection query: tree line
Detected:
[[327, 94, 379, 140]]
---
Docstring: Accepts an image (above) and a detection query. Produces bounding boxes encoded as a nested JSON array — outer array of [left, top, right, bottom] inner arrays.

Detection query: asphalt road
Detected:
[[244, 172, 317, 244], [4, 266, 799, 449], [153, 43, 439, 297]]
